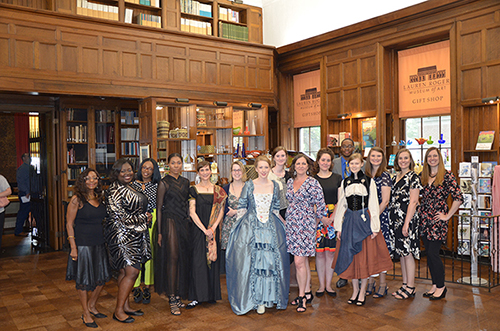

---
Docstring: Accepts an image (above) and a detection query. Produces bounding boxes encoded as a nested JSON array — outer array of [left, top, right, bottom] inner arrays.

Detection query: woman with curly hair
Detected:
[[104, 159, 152, 323], [66, 168, 111, 328]]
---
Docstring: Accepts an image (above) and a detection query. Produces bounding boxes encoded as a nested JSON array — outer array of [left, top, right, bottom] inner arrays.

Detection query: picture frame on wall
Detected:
[[140, 145, 150, 163], [478, 194, 492, 209], [460, 194, 472, 209], [458, 240, 470, 255], [478, 178, 492, 194], [459, 162, 471, 177]]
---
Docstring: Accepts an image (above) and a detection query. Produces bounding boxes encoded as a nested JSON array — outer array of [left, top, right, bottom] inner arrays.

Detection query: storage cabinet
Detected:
[[139, 97, 268, 183]]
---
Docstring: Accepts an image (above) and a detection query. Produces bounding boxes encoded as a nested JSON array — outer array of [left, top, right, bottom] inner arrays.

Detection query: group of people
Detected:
[[65, 138, 463, 327]]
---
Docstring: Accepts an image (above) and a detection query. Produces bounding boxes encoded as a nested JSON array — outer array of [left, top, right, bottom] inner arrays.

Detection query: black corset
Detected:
[[346, 195, 369, 211]]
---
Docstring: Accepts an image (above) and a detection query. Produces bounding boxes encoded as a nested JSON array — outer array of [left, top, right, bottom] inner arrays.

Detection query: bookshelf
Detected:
[[67, 0, 262, 42], [61, 101, 139, 200]]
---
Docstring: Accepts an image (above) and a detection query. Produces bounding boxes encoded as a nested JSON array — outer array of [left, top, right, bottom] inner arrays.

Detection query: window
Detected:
[[299, 126, 321, 159], [405, 115, 451, 170]]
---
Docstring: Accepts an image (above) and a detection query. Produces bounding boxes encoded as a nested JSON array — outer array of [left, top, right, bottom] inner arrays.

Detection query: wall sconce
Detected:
[[175, 98, 189, 103], [337, 113, 352, 119], [248, 103, 262, 108], [214, 101, 228, 107], [481, 96, 499, 104]]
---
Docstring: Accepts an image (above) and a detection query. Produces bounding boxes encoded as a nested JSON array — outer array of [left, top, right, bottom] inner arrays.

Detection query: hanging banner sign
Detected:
[[293, 70, 321, 128], [398, 40, 450, 118]]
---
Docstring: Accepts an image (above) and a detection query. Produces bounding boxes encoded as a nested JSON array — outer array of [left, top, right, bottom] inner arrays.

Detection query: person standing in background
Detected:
[[0, 174, 12, 249], [15, 153, 31, 237]]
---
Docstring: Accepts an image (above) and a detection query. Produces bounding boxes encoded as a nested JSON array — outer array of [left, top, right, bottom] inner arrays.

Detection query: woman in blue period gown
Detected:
[[286, 153, 326, 313], [226, 156, 290, 315], [365, 147, 393, 298]]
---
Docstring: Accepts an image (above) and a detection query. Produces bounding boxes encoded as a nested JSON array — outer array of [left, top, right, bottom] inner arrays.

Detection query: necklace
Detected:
[[429, 173, 437, 178], [199, 182, 212, 192]]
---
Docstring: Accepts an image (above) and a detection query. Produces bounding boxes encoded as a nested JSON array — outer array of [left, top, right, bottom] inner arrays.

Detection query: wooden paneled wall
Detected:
[[276, 0, 500, 172], [0, 4, 275, 104]]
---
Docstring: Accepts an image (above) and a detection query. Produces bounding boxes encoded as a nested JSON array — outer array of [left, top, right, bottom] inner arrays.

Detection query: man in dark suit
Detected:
[[15, 153, 31, 237]]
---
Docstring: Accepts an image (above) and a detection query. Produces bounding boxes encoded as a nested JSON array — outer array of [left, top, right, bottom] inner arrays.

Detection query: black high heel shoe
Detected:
[[347, 293, 359, 305], [305, 291, 314, 304], [81, 315, 98, 328], [429, 287, 447, 301]]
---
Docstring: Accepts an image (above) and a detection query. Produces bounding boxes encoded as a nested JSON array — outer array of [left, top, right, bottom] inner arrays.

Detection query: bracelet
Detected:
[[67, 236, 75, 240]]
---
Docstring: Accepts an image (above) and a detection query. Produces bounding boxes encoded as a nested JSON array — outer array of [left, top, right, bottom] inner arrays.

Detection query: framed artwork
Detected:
[[478, 194, 492, 209], [460, 194, 472, 209], [480, 162, 494, 177], [361, 117, 376, 149], [459, 162, 471, 177], [479, 210, 492, 225], [478, 178, 492, 194], [479, 242, 490, 257], [460, 178, 472, 194], [480, 226, 490, 241], [458, 223, 470, 240], [459, 210, 471, 224], [139, 145, 150, 163], [458, 240, 470, 255]]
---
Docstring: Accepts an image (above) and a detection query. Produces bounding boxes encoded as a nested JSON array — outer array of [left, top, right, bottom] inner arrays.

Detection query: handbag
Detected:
[[207, 238, 217, 262], [0, 196, 10, 208]]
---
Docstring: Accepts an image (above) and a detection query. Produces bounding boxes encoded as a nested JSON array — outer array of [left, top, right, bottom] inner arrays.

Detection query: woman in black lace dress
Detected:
[[155, 153, 191, 315], [104, 159, 152, 323]]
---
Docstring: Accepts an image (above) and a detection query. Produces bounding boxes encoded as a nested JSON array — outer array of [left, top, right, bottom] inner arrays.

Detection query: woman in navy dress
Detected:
[[365, 147, 393, 298], [66, 168, 111, 328]]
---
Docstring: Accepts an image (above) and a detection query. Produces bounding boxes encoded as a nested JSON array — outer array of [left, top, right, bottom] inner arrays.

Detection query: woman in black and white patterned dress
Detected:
[[104, 158, 152, 323], [388, 149, 422, 300]]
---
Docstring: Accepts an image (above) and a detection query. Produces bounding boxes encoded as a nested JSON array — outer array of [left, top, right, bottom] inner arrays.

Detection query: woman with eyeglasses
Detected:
[[104, 159, 152, 323], [221, 161, 246, 253], [66, 168, 111, 328]]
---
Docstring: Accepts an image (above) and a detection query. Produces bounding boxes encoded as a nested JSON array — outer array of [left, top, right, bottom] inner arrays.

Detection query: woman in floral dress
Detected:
[[419, 147, 463, 300], [286, 153, 326, 312], [389, 148, 422, 300]]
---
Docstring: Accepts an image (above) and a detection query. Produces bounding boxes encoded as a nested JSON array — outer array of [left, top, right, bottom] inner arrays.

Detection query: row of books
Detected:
[[67, 125, 88, 143], [120, 111, 139, 125], [136, 13, 161, 28], [218, 22, 248, 41], [181, 18, 212, 35], [66, 108, 87, 122], [121, 142, 140, 156], [219, 6, 240, 23], [67, 166, 88, 180], [96, 109, 115, 123], [181, 0, 212, 17], [125, 0, 160, 7], [76, 0, 119, 21], [96, 125, 115, 143], [67, 147, 87, 164], [96, 148, 116, 164], [121, 128, 140, 140]]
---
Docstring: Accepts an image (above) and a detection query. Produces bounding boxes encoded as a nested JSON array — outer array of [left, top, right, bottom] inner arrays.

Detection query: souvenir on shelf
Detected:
[[459, 162, 472, 177], [415, 137, 427, 145], [427, 136, 434, 144], [438, 134, 446, 144], [475, 131, 495, 150]]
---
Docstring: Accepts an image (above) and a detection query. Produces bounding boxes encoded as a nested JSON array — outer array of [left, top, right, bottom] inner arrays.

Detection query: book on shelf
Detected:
[[475, 131, 495, 150], [219, 6, 240, 23], [96, 109, 115, 123], [120, 110, 139, 124], [219, 22, 248, 41], [136, 13, 161, 28], [125, 0, 160, 7], [67, 124, 87, 143], [181, 0, 212, 17], [120, 128, 140, 140], [181, 18, 212, 35], [125, 8, 133, 24], [77, 0, 118, 21], [121, 142, 139, 155]]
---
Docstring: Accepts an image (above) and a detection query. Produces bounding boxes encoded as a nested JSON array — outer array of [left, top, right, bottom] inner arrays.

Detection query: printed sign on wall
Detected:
[[293, 70, 321, 128], [398, 40, 450, 118]]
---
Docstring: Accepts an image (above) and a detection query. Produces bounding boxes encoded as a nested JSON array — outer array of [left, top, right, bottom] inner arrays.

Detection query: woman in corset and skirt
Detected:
[[104, 159, 152, 323], [66, 168, 111, 328], [331, 153, 392, 306]]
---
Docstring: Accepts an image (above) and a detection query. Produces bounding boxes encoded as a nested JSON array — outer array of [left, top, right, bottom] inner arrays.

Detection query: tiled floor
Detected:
[[0, 235, 499, 330]]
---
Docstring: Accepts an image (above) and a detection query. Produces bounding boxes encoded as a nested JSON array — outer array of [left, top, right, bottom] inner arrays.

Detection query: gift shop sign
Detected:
[[398, 40, 450, 118], [293, 70, 321, 128]]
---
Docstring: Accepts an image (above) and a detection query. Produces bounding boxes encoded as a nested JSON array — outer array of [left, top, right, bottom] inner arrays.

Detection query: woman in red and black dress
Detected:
[[419, 147, 463, 300]]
